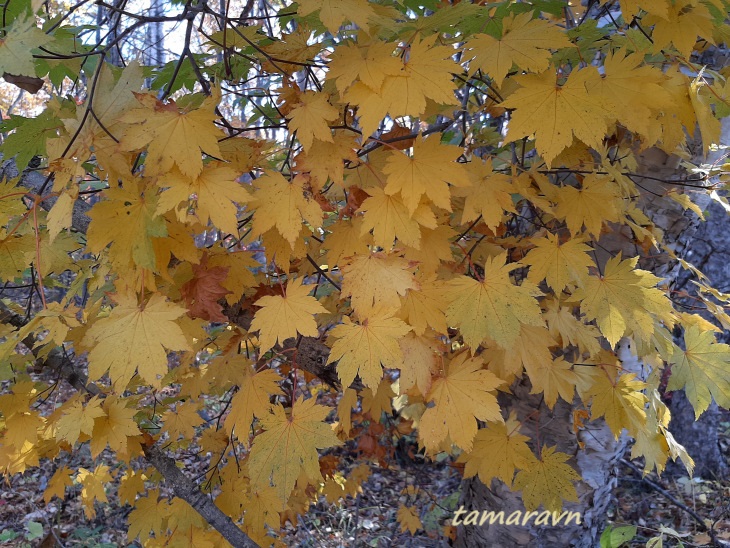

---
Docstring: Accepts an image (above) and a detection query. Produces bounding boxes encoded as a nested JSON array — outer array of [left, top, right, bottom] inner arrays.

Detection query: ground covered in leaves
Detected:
[[0, 373, 728, 548]]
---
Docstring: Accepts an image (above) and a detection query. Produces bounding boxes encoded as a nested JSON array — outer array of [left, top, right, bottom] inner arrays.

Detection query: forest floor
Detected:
[[0, 375, 729, 548]]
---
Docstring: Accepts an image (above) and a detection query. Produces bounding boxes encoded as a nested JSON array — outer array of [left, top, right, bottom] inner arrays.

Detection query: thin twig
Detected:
[[620, 459, 724, 548]]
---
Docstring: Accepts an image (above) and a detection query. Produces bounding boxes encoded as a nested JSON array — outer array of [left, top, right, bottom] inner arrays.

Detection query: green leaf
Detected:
[[600, 525, 637, 548], [0, 0, 34, 25], [34, 25, 87, 86], [0, 111, 62, 170], [0, 15, 53, 77], [24, 521, 43, 541], [151, 57, 207, 93], [0, 529, 19, 542]]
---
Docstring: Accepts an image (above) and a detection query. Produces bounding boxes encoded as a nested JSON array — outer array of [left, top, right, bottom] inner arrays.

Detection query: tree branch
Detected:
[[143, 444, 259, 548], [0, 300, 258, 547], [620, 459, 727, 548], [0, 158, 91, 234]]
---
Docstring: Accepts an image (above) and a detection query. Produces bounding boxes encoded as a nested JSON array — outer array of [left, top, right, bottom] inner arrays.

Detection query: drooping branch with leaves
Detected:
[[1, 0, 730, 546]]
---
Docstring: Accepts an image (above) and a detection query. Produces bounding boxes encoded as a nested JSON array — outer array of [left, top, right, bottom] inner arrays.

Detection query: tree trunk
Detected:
[[457, 382, 630, 548], [667, 187, 730, 480], [668, 392, 728, 480], [456, 118, 730, 546]]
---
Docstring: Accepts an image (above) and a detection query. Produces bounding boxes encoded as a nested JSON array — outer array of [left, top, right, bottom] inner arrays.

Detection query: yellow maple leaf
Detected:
[[250, 278, 328, 353], [0, 178, 27, 225], [513, 446, 580, 512], [295, 131, 359, 189], [119, 91, 222, 178], [30, 232, 80, 277], [327, 308, 411, 389], [156, 164, 252, 235], [90, 397, 140, 457], [630, 389, 691, 476], [206, 249, 259, 304], [255, 227, 309, 272], [321, 474, 347, 503], [298, 0, 378, 34], [118, 469, 147, 505], [645, 0, 715, 57], [341, 252, 419, 314], [398, 333, 439, 396], [381, 34, 460, 112], [127, 489, 168, 542], [543, 297, 602, 356], [444, 253, 543, 350], [336, 388, 358, 435], [65, 62, 143, 158], [461, 414, 533, 486], [161, 402, 204, 441], [44, 465, 74, 503], [322, 218, 373, 267], [631, 425, 672, 477], [287, 91, 339, 151], [2, 411, 43, 450], [168, 494, 215, 537], [83, 292, 192, 389], [620, 0, 668, 19], [206, 24, 266, 51], [481, 325, 549, 380], [150, 215, 200, 279], [522, 233, 593, 293], [588, 371, 647, 438], [689, 72, 722, 154], [525, 357, 577, 409], [397, 505, 422, 534], [362, 379, 395, 419], [46, 191, 75, 242], [403, 224, 456, 274], [250, 171, 323, 246], [467, 12, 571, 86], [0, 380, 36, 419], [55, 395, 105, 446], [572, 255, 673, 347], [248, 397, 342, 503], [214, 465, 249, 517], [420, 352, 504, 452], [501, 67, 612, 166], [383, 135, 470, 215], [398, 276, 448, 336], [343, 35, 459, 136], [77, 464, 113, 519], [667, 325, 730, 418], [86, 180, 167, 273], [0, 232, 36, 280], [455, 159, 516, 230], [8, 303, 79, 362], [242, 486, 282, 544], [553, 174, 622, 237], [358, 187, 436, 249], [261, 26, 323, 75], [585, 50, 672, 142], [327, 40, 402, 93], [218, 135, 272, 173]]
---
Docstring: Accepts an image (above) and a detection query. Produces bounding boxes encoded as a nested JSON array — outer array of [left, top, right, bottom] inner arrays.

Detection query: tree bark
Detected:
[[668, 392, 728, 480], [666, 181, 730, 480], [457, 381, 630, 548], [143, 445, 259, 548], [456, 118, 730, 546]]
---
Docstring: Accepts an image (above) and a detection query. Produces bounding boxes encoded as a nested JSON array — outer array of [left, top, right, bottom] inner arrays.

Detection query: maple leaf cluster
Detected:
[[1, 0, 729, 545]]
